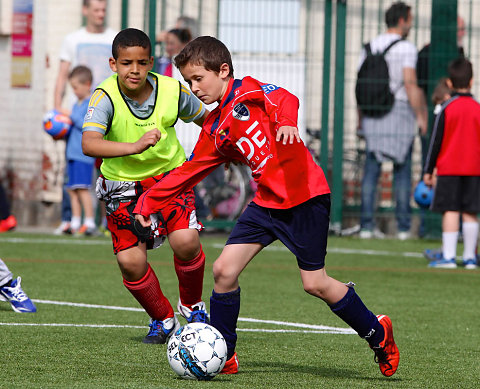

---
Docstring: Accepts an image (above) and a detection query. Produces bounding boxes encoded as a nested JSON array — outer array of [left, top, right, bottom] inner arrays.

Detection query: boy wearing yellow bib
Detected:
[[82, 28, 209, 344]]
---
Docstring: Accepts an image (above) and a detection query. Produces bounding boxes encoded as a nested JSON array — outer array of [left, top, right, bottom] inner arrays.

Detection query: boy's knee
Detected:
[[170, 232, 201, 260], [212, 260, 235, 284], [303, 281, 327, 298], [117, 257, 147, 281]]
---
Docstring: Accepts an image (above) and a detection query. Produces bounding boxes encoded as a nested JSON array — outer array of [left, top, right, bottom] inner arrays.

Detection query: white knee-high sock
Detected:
[[442, 231, 459, 260], [462, 222, 478, 260]]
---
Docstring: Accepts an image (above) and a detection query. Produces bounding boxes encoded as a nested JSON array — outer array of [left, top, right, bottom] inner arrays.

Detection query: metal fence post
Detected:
[[331, 0, 347, 231], [320, 0, 333, 174], [423, 0, 458, 238], [121, 0, 128, 29]]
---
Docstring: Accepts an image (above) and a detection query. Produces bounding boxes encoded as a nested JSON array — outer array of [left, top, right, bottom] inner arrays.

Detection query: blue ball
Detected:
[[43, 109, 72, 140], [414, 181, 434, 209]]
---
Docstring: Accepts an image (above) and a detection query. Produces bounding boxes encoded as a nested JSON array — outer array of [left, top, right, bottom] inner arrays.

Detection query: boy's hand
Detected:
[[423, 173, 434, 187], [133, 129, 161, 154], [134, 214, 151, 228], [276, 125, 301, 145]]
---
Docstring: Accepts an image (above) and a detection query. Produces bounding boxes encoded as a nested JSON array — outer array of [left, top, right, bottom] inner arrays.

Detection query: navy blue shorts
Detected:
[[226, 194, 331, 271]]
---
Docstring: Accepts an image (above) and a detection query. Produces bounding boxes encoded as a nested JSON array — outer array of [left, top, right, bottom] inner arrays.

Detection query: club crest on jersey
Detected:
[[85, 107, 94, 120], [232, 103, 250, 121]]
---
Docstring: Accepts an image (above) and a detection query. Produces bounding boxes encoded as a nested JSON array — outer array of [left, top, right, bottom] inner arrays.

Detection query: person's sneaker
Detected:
[[371, 315, 399, 377], [359, 229, 385, 239], [143, 315, 180, 344], [396, 231, 411, 241], [220, 352, 239, 375], [423, 248, 443, 261], [76, 225, 99, 237], [0, 277, 37, 313], [462, 258, 478, 270], [359, 229, 373, 239], [428, 257, 457, 269], [177, 300, 210, 323], [0, 215, 17, 232], [53, 221, 71, 235]]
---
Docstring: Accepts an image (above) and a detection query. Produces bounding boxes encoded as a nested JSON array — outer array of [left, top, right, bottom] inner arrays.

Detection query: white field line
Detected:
[[7, 298, 356, 335], [0, 236, 423, 258]]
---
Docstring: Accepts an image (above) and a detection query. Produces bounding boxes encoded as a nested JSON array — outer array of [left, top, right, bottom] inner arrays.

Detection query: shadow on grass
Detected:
[[243, 360, 402, 382]]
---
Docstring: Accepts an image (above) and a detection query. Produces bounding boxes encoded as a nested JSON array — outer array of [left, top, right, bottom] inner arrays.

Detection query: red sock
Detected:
[[123, 264, 174, 320], [174, 246, 206, 308]]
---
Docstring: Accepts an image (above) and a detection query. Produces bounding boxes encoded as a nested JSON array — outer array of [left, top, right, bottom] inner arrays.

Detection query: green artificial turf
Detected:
[[0, 232, 479, 388]]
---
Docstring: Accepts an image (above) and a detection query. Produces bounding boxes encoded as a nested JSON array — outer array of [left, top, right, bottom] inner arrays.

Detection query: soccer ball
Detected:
[[414, 180, 434, 209], [167, 322, 227, 380], [43, 109, 72, 140]]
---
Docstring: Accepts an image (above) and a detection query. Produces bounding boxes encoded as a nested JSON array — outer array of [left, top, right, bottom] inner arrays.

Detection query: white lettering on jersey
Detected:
[[236, 120, 272, 172]]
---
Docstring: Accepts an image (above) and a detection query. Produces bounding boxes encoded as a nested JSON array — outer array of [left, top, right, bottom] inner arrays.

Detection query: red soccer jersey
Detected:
[[435, 95, 480, 175], [134, 77, 330, 217]]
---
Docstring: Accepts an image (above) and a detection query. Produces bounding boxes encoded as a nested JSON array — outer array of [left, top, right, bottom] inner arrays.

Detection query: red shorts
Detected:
[[101, 174, 202, 254]]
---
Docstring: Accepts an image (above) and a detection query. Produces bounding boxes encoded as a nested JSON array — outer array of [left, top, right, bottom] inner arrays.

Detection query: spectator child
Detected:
[[66, 66, 97, 235], [423, 58, 480, 269], [53, 0, 117, 235]]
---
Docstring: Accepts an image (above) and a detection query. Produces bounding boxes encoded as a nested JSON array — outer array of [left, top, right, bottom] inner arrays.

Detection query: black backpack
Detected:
[[355, 39, 402, 118]]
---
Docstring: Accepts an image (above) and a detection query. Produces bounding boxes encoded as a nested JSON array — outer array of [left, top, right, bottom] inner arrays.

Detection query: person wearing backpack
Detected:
[[356, 1, 427, 240]]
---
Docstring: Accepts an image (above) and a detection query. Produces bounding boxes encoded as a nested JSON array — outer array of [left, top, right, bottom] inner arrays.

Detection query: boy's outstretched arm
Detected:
[[82, 129, 161, 158], [133, 131, 228, 221]]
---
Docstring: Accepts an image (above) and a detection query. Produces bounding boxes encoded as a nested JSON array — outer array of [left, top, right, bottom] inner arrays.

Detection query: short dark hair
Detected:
[[174, 36, 234, 77], [448, 57, 473, 89], [385, 2, 411, 28], [168, 28, 192, 44], [83, 0, 106, 7], [112, 28, 151, 59], [68, 65, 93, 84]]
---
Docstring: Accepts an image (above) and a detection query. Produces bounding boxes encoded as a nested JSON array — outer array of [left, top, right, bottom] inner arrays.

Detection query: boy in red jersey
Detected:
[[424, 57, 480, 269], [134, 36, 399, 377]]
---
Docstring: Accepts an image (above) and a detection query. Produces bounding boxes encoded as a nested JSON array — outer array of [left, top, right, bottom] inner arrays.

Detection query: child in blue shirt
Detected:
[[66, 65, 97, 235]]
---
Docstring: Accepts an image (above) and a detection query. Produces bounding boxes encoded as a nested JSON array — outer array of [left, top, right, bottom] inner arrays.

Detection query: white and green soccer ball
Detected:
[[167, 322, 227, 380]]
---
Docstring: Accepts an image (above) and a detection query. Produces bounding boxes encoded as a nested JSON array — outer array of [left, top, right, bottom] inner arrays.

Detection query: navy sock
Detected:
[[329, 287, 384, 347], [210, 287, 241, 360]]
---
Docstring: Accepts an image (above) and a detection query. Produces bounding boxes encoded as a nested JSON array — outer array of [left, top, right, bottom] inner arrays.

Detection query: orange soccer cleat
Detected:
[[220, 352, 239, 375], [371, 315, 400, 377]]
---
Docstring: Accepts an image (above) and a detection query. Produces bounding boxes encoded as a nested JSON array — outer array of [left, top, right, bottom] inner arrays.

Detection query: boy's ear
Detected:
[[109, 57, 117, 72], [469, 78, 474, 88], [149, 56, 154, 70], [446, 78, 453, 89], [219, 63, 230, 79]]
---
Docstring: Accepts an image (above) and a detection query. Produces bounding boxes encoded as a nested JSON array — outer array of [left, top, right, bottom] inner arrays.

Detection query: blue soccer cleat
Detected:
[[0, 277, 37, 313], [462, 258, 478, 270], [423, 248, 443, 261], [428, 258, 457, 269], [143, 315, 180, 344], [177, 300, 210, 324]]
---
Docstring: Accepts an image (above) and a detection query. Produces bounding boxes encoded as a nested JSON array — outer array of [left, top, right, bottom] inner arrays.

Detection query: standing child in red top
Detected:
[[424, 57, 480, 269], [134, 36, 399, 377]]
